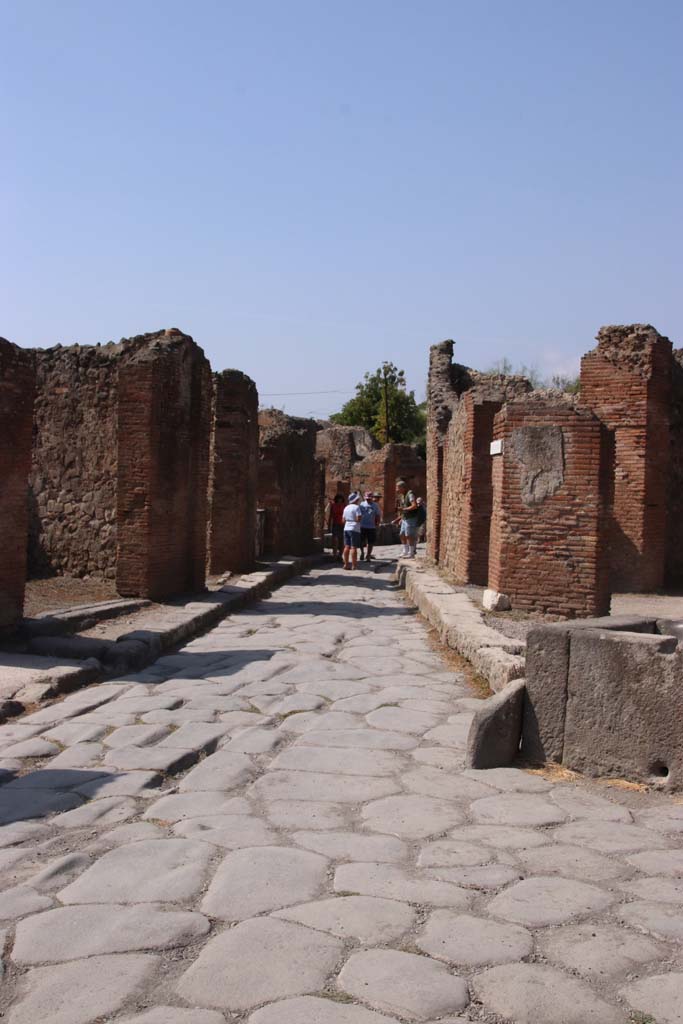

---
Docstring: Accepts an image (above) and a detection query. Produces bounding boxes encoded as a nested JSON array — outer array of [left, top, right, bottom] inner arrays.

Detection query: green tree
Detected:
[[331, 362, 426, 446]]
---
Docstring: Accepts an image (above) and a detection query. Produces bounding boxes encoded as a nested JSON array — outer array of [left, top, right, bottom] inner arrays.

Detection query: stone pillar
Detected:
[[426, 341, 459, 562], [580, 324, 672, 592], [116, 330, 211, 599], [0, 340, 35, 631], [488, 397, 610, 618], [257, 409, 317, 557], [207, 370, 258, 575]]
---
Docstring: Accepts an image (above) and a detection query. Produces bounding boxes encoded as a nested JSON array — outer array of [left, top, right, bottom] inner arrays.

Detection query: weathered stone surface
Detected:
[[103, 745, 198, 773], [176, 917, 343, 1011], [52, 796, 138, 829], [338, 948, 469, 1021], [335, 862, 470, 908], [173, 814, 276, 848], [427, 863, 520, 888], [488, 876, 613, 926], [466, 679, 525, 769], [471, 792, 566, 826], [362, 795, 464, 838], [6, 953, 159, 1024], [516, 843, 625, 881], [0, 788, 83, 825], [104, 725, 170, 748], [0, 885, 53, 920], [75, 771, 162, 799], [552, 819, 669, 853], [621, 875, 683, 903], [274, 894, 416, 943], [265, 800, 347, 830], [621, 973, 683, 1024], [403, 766, 493, 801], [627, 848, 683, 875], [418, 910, 532, 966], [637, 804, 683, 834], [177, 750, 254, 792], [472, 963, 621, 1024], [418, 840, 494, 868], [201, 846, 328, 919], [540, 923, 663, 979], [271, 745, 401, 776], [248, 997, 398, 1024], [12, 904, 210, 962], [463, 766, 550, 792], [143, 792, 251, 822], [59, 839, 212, 904], [617, 900, 683, 941], [252, 770, 399, 803], [551, 786, 631, 822], [28, 853, 91, 891], [292, 830, 407, 863], [297, 728, 418, 750], [119, 1011, 225, 1024]]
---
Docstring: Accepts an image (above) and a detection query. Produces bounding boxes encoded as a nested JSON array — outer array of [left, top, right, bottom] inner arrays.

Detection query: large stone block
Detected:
[[466, 679, 525, 769]]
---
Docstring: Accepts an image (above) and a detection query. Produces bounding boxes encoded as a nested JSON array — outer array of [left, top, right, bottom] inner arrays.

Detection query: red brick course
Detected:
[[0, 339, 35, 631], [258, 409, 318, 557]]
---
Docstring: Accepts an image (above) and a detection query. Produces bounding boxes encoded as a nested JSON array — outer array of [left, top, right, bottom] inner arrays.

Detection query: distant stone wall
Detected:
[[258, 409, 317, 556], [488, 396, 610, 618], [579, 324, 672, 592], [0, 339, 35, 631], [315, 425, 377, 498], [352, 444, 426, 521], [207, 370, 259, 575], [29, 343, 121, 578]]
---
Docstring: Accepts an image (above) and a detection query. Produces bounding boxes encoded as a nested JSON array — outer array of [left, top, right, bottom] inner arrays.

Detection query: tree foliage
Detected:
[[330, 362, 426, 446]]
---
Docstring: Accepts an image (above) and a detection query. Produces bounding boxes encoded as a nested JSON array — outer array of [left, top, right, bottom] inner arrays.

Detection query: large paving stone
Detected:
[[453, 825, 550, 850], [1, 738, 60, 758], [417, 910, 532, 967], [3, 767, 106, 791], [550, 786, 632, 822], [292, 830, 407, 863], [248, 996, 398, 1024], [411, 747, 466, 771], [617, 899, 683, 941], [361, 795, 464, 838], [487, 876, 614, 926], [0, 788, 83, 825], [176, 917, 343, 1011], [103, 745, 198, 773], [119, 1011, 225, 1024], [29, 853, 91, 891], [143, 792, 251, 822], [426, 863, 520, 889], [637, 804, 683, 834], [273, 894, 416, 943], [75, 771, 162, 799], [201, 845, 328, 919], [471, 793, 567, 827], [177, 750, 255, 792], [58, 839, 212, 904], [334, 862, 470, 908], [621, 875, 683, 903], [472, 963, 621, 1024], [42, 722, 107, 745], [52, 796, 138, 829], [0, 820, 47, 847], [552, 819, 671, 853], [539, 922, 664, 979], [423, 722, 470, 748], [87, 822, 164, 851], [296, 728, 418, 750], [621, 973, 683, 1024], [6, 953, 159, 1024], [174, 814, 277, 848], [265, 800, 347, 830], [627, 848, 683, 875], [0, 885, 53, 920], [463, 767, 550, 792], [271, 745, 402, 776], [337, 948, 469, 1021], [365, 706, 441, 734], [403, 766, 494, 801], [418, 840, 495, 868], [515, 843, 627, 881], [47, 742, 104, 769], [223, 725, 285, 753], [252, 770, 399, 803], [111, 695, 182, 713], [104, 725, 170, 748], [12, 904, 210, 962]]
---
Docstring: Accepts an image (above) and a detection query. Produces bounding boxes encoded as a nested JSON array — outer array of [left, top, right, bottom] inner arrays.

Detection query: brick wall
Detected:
[[315, 425, 377, 499], [116, 330, 211, 599], [580, 324, 672, 592], [351, 443, 426, 521], [426, 341, 465, 561], [0, 339, 35, 631], [488, 396, 610, 617], [28, 344, 121, 578], [258, 409, 317, 556], [207, 370, 258, 574], [668, 350, 683, 584]]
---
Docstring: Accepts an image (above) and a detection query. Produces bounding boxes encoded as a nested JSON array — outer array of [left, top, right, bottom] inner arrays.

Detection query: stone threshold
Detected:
[[394, 558, 526, 692], [0, 555, 324, 722]]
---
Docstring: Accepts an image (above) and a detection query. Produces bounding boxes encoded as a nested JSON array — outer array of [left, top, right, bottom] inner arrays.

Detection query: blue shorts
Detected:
[[400, 519, 419, 539], [344, 529, 361, 548]]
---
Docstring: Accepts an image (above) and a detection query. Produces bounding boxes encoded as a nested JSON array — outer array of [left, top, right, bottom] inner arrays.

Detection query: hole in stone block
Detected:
[[649, 761, 670, 783]]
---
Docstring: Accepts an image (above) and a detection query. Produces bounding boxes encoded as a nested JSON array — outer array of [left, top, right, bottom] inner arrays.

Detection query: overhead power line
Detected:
[[260, 388, 355, 396]]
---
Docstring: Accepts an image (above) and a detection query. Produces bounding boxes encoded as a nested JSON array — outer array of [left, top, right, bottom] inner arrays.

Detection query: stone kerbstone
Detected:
[[621, 973, 683, 1024], [176, 917, 343, 1011], [418, 911, 532, 967], [361, 795, 464, 838], [12, 904, 210, 963], [337, 948, 469, 1021], [539, 923, 663, 979], [472, 963, 621, 1024], [6, 953, 159, 1024], [248, 996, 397, 1024], [273, 894, 416, 943], [487, 876, 613, 926], [201, 845, 328, 920], [465, 679, 525, 770], [58, 839, 212, 904], [334, 862, 470, 908]]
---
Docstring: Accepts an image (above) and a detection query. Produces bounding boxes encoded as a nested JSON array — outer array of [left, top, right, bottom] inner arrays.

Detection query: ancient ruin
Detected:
[[257, 409, 318, 557]]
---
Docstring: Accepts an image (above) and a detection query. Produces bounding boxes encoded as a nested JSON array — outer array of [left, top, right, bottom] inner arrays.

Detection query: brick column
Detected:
[[0, 340, 35, 631], [116, 330, 211, 599], [207, 370, 258, 574], [488, 398, 610, 618]]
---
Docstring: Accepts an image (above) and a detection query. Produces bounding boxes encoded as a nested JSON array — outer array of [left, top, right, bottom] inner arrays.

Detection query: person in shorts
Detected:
[[416, 496, 427, 542], [342, 491, 362, 570], [359, 490, 381, 561], [393, 479, 419, 558], [328, 493, 345, 560]]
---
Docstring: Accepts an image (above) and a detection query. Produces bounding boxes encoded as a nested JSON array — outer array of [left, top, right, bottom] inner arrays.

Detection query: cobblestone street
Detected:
[[1, 558, 682, 1023]]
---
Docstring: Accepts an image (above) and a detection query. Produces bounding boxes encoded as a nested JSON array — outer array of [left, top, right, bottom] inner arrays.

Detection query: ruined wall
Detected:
[[207, 370, 258, 575], [352, 444, 426, 520], [488, 395, 610, 617], [29, 344, 121, 578], [668, 349, 683, 584], [426, 341, 466, 561], [0, 340, 35, 631], [315, 425, 377, 498], [580, 324, 672, 592], [117, 330, 211, 599], [258, 409, 317, 556], [313, 456, 327, 541]]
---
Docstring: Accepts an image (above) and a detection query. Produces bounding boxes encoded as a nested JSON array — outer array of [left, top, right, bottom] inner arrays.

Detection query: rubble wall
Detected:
[[258, 409, 317, 556]]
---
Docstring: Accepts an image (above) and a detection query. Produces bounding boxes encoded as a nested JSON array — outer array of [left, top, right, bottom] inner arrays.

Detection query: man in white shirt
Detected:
[[342, 491, 362, 571], [359, 490, 381, 561]]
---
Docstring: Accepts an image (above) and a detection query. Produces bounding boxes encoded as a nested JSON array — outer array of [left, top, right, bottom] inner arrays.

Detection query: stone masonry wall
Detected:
[[29, 344, 121, 578], [426, 341, 469, 562], [116, 330, 212, 600], [0, 339, 35, 631], [207, 370, 259, 575], [258, 409, 317, 557], [315, 425, 377, 499], [668, 349, 683, 584], [579, 324, 672, 592], [488, 395, 610, 617], [352, 444, 426, 521]]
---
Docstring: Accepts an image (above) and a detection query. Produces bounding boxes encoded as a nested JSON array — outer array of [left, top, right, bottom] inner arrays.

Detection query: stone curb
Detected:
[[0, 555, 324, 722], [394, 559, 526, 692], [20, 598, 153, 639]]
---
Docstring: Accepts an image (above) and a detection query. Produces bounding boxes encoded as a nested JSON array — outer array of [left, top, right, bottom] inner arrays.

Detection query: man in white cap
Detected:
[[359, 490, 381, 561], [342, 491, 362, 570]]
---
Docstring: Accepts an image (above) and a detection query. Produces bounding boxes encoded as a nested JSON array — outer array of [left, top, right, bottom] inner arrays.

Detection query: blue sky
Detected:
[[2, 0, 681, 417]]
